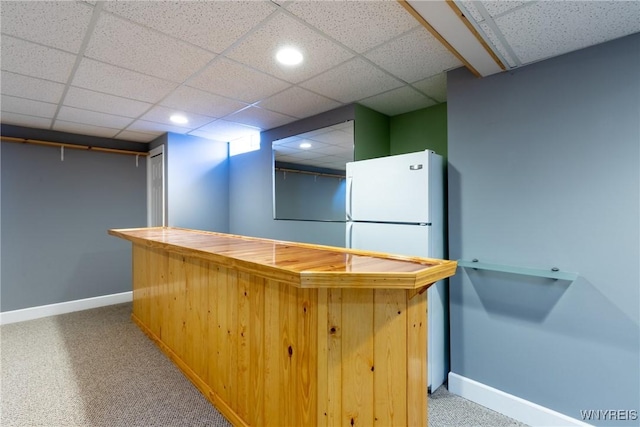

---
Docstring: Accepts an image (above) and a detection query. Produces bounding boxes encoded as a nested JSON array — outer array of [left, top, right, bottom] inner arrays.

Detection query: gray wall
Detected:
[[1, 142, 146, 312], [274, 170, 345, 221], [166, 133, 229, 232], [229, 106, 355, 246], [447, 33, 639, 424]]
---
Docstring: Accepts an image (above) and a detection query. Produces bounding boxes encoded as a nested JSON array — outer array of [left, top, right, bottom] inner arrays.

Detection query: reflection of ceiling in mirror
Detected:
[[272, 121, 354, 171]]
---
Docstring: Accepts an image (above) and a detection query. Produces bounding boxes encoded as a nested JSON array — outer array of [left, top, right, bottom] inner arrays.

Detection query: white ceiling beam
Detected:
[[401, 0, 505, 77]]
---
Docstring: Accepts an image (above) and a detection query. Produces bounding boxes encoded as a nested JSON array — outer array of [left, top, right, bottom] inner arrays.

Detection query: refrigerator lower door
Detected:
[[347, 221, 448, 392]]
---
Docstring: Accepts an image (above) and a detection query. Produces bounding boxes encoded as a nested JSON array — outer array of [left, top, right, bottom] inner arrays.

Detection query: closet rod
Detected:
[[1, 136, 149, 157], [275, 167, 345, 179]]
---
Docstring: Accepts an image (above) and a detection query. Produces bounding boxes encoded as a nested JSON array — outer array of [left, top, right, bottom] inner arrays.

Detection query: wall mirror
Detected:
[[272, 120, 354, 221]]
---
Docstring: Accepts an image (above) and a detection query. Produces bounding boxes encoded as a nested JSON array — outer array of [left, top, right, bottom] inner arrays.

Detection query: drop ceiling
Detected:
[[1, 0, 638, 158]]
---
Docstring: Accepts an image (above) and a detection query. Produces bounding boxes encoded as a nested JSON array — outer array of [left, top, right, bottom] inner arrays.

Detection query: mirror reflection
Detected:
[[272, 120, 354, 221]]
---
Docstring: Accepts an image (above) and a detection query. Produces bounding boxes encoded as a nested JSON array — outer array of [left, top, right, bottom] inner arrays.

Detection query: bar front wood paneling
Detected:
[[110, 227, 457, 427]]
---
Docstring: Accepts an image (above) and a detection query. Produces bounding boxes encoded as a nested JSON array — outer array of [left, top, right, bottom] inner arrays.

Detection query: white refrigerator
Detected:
[[345, 150, 447, 392]]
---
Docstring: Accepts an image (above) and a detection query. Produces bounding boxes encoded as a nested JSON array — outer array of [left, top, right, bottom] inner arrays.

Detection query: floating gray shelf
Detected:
[[457, 259, 578, 281]]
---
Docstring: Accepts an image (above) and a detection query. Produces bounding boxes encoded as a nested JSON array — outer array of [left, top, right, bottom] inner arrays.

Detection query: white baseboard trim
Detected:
[[448, 372, 592, 427], [0, 291, 132, 325]]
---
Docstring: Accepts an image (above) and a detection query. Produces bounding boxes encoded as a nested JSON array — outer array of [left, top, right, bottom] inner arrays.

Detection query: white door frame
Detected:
[[147, 145, 165, 226]]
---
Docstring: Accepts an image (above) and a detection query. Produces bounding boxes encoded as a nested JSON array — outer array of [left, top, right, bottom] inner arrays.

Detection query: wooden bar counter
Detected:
[[109, 227, 457, 427]]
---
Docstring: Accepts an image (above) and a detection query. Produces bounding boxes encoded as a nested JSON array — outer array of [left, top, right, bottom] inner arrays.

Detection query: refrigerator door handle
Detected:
[[345, 221, 353, 248], [346, 175, 353, 221]]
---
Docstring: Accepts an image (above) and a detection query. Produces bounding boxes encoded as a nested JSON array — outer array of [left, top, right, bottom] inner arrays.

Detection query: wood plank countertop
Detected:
[[109, 227, 457, 290]]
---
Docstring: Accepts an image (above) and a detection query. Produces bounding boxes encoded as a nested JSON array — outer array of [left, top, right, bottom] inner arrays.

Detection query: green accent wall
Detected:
[[389, 102, 449, 258], [389, 103, 447, 158], [354, 104, 390, 160]]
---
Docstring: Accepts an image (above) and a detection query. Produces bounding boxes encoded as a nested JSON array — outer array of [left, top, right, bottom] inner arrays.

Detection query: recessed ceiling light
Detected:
[[276, 47, 303, 66], [299, 142, 312, 149], [170, 114, 188, 125]]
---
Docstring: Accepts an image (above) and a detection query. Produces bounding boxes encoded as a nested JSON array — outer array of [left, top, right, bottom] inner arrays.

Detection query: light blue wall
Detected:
[[447, 33, 639, 424], [166, 133, 229, 233], [229, 106, 355, 246], [1, 142, 146, 311]]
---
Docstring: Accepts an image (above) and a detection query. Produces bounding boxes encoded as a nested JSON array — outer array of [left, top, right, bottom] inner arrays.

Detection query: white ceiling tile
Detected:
[[307, 129, 352, 147], [103, 1, 277, 53], [0, 1, 93, 53], [412, 73, 447, 103], [309, 143, 346, 156], [274, 154, 300, 163], [85, 13, 215, 83], [288, 150, 324, 161], [326, 121, 354, 134], [274, 135, 302, 147], [64, 87, 152, 118], [0, 36, 76, 83], [274, 138, 302, 149], [359, 86, 437, 117], [482, 1, 530, 18], [186, 130, 229, 144], [365, 28, 462, 84], [139, 106, 216, 129], [71, 59, 178, 104], [257, 86, 342, 119], [225, 106, 296, 130], [53, 121, 120, 138], [1, 95, 57, 118], [313, 144, 353, 156], [495, 1, 640, 64], [226, 11, 354, 84], [56, 106, 134, 129], [0, 112, 52, 130], [300, 57, 404, 103], [318, 156, 353, 171], [126, 120, 190, 135], [274, 138, 300, 150], [285, 1, 419, 53], [115, 130, 156, 143], [0, 71, 66, 104], [160, 86, 248, 118], [334, 147, 356, 158], [195, 119, 261, 142], [272, 147, 299, 157], [187, 58, 290, 103]]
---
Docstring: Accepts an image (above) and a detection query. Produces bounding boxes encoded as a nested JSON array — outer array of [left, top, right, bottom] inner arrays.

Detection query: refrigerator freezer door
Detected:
[[347, 150, 439, 224]]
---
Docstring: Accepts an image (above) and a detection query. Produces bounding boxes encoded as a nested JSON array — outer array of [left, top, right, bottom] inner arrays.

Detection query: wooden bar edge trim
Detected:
[[300, 261, 457, 289], [131, 314, 247, 427], [414, 261, 458, 286], [1, 136, 149, 157], [396, 0, 481, 78], [446, 0, 506, 71]]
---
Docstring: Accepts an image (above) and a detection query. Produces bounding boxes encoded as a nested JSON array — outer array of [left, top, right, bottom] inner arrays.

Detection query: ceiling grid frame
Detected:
[[1, 0, 638, 155]]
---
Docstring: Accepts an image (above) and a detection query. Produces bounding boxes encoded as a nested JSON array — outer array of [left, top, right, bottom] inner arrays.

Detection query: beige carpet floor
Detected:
[[1, 303, 527, 427]]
